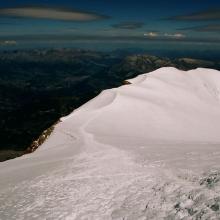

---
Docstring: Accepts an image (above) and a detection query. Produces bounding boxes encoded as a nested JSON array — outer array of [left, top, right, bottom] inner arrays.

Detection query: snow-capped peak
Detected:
[[1, 67, 220, 219]]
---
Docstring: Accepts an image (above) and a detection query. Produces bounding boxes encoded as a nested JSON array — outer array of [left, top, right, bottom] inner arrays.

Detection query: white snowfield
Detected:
[[1, 67, 220, 220]]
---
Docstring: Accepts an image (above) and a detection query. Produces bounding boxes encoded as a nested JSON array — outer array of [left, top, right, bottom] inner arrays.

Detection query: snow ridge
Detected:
[[1, 67, 220, 219]]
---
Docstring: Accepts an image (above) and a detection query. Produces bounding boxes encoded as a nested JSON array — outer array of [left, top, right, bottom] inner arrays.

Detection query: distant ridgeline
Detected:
[[0, 49, 219, 161]]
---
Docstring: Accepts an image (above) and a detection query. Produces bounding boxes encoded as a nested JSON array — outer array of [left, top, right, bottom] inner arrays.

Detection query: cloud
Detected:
[[169, 8, 220, 21], [144, 32, 158, 37], [164, 33, 186, 38], [0, 6, 109, 21], [112, 22, 144, 30], [179, 24, 220, 32], [144, 32, 185, 39], [65, 27, 79, 33], [0, 40, 17, 45]]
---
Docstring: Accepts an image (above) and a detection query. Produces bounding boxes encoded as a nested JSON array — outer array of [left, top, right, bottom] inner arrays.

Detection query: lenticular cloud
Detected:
[[0, 6, 108, 21]]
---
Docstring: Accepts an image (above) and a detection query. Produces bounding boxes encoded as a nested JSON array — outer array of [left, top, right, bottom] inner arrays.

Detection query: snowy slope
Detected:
[[1, 67, 220, 219]]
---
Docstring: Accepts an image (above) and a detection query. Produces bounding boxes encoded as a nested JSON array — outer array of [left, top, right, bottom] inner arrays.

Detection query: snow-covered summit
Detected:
[[1, 67, 220, 219]]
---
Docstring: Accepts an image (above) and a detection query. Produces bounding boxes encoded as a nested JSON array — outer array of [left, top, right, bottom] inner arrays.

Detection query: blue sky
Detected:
[[0, 0, 219, 50]]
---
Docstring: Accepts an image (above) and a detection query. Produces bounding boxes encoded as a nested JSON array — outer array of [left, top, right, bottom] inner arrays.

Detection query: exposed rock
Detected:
[[26, 120, 60, 154]]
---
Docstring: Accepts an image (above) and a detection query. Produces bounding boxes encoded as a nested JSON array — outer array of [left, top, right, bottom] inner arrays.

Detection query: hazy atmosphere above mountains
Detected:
[[0, 0, 219, 51]]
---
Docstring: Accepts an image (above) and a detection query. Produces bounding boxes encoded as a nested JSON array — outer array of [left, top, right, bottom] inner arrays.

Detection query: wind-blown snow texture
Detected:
[[1, 67, 220, 220]]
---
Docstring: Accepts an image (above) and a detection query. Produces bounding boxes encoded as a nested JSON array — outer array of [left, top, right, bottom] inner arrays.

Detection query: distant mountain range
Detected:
[[0, 49, 219, 161]]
